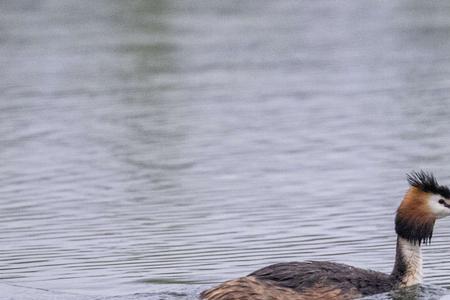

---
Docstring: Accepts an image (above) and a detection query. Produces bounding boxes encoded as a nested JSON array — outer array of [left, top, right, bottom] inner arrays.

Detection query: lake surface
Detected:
[[2, 0, 450, 299]]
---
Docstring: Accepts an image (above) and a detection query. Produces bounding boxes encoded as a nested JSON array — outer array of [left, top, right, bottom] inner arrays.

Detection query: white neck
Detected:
[[394, 237, 423, 287]]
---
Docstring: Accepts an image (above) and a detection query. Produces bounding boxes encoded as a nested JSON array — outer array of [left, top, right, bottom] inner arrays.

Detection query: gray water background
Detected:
[[2, 0, 450, 299]]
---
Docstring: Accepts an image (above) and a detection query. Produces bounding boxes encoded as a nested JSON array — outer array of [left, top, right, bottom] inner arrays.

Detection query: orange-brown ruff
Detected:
[[395, 187, 436, 244], [200, 171, 450, 300]]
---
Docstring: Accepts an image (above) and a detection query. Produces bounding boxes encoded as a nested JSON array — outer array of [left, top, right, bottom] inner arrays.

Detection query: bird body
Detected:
[[200, 171, 450, 300]]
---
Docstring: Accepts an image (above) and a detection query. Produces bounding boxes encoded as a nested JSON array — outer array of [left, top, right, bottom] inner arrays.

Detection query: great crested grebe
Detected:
[[200, 171, 450, 300]]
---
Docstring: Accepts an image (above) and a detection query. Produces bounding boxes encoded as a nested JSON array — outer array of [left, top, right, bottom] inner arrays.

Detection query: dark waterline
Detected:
[[2, 0, 450, 299]]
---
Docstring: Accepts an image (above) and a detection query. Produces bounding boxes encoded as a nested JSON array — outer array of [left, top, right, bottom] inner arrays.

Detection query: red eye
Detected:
[[439, 199, 445, 204]]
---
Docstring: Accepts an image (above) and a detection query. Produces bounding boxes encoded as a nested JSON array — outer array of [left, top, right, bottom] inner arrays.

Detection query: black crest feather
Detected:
[[407, 170, 450, 198]]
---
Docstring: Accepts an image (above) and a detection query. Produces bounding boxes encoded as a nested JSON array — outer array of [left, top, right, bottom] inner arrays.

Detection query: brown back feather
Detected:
[[200, 275, 362, 300]]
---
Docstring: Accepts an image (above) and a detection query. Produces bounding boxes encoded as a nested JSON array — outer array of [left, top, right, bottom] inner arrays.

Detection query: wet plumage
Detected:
[[201, 261, 392, 300]]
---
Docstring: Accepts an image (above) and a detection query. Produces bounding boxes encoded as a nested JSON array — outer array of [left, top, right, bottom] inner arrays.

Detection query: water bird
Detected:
[[200, 171, 450, 300]]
